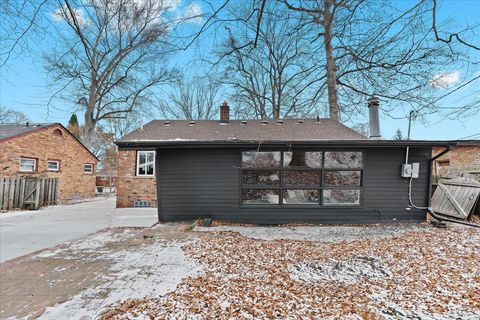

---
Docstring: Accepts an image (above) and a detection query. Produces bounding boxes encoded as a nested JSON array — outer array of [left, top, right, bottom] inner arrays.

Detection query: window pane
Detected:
[[283, 151, 322, 168], [242, 151, 281, 168], [139, 153, 146, 164], [147, 152, 155, 163], [283, 189, 319, 204], [242, 189, 279, 204], [48, 161, 58, 170], [146, 164, 154, 175], [323, 171, 361, 186], [20, 159, 35, 171], [324, 152, 363, 169], [323, 189, 361, 206], [242, 171, 279, 186], [283, 171, 320, 186], [138, 166, 146, 175], [84, 164, 93, 173]]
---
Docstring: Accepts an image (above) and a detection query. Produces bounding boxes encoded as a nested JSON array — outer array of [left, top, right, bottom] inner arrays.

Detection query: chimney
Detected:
[[220, 101, 230, 122], [367, 96, 381, 139]]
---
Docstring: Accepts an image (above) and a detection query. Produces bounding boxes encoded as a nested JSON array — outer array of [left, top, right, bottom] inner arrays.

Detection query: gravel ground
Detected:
[[194, 224, 427, 242], [103, 224, 480, 320]]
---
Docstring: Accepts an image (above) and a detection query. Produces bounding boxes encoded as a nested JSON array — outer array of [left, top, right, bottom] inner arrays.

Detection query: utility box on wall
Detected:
[[401, 163, 420, 178]]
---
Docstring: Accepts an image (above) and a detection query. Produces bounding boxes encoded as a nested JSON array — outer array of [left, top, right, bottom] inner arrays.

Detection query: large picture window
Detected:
[[137, 151, 155, 176], [241, 150, 363, 206]]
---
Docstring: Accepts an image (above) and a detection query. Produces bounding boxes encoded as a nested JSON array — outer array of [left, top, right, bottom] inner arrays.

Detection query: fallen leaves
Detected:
[[103, 225, 480, 319]]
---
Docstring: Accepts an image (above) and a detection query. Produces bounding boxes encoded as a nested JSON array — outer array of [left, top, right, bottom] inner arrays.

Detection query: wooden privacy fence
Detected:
[[0, 177, 58, 210]]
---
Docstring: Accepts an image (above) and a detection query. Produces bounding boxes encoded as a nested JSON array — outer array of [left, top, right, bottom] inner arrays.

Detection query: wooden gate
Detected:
[[0, 177, 58, 210], [431, 177, 480, 219]]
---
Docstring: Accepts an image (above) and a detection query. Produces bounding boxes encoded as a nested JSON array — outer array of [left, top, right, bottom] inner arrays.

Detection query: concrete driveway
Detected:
[[0, 198, 158, 262]]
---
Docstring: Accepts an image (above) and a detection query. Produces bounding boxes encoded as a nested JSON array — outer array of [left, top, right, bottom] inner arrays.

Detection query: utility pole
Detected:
[[407, 110, 415, 140]]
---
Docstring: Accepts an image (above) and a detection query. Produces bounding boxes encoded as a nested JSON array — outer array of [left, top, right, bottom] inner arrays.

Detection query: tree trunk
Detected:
[[323, 0, 340, 122], [82, 84, 97, 149]]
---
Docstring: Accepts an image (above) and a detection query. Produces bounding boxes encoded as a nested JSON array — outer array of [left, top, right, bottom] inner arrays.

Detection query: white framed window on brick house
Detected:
[[19, 157, 37, 172], [136, 151, 155, 176], [84, 163, 94, 174], [47, 160, 60, 171]]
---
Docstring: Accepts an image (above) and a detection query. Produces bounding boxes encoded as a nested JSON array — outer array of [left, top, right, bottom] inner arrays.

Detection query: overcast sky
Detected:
[[1, 0, 479, 140]]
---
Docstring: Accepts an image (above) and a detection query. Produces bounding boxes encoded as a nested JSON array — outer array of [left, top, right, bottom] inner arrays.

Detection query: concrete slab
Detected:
[[110, 207, 158, 228], [0, 198, 158, 262]]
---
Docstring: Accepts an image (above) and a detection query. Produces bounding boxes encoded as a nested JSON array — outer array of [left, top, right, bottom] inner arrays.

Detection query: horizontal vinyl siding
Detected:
[[156, 147, 431, 224]]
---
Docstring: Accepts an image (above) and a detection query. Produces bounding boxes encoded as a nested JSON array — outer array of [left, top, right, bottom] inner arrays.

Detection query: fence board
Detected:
[[0, 177, 58, 211], [0, 178, 4, 210]]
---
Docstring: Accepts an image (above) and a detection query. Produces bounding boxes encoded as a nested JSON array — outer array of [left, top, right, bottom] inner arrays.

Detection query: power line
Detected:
[[458, 132, 480, 140]]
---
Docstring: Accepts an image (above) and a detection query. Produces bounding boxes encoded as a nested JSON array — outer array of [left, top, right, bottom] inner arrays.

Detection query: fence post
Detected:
[[0, 178, 4, 210], [19, 177, 25, 209], [8, 178, 15, 210]]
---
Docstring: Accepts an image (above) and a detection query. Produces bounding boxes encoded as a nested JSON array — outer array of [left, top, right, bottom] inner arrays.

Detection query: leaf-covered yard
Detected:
[[104, 225, 480, 320]]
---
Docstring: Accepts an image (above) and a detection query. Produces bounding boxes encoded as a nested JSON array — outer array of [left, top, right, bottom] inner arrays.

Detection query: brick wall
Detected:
[[116, 149, 157, 208], [0, 125, 97, 201], [432, 146, 480, 181]]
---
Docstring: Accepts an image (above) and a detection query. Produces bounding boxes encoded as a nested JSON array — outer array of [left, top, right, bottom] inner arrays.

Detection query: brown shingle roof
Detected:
[[0, 123, 99, 161], [117, 118, 367, 144]]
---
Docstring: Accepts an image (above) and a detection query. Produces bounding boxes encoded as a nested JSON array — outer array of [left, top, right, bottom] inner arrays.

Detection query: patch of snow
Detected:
[[195, 225, 426, 242], [34, 230, 135, 259], [39, 238, 202, 319], [0, 197, 111, 219], [290, 256, 392, 284]]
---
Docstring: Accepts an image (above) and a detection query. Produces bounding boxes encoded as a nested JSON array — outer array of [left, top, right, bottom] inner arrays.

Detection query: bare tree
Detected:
[[44, 0, 181, 147], [0, 0, 52, 67], [220, 3, 323, 119], [0, 107, 30, 123], [158, 77, 222, 120], [274, 0, 461, 122], [351, 122, 369, 137], [103, 109, 147, 141], [431, 0, 480, 52]]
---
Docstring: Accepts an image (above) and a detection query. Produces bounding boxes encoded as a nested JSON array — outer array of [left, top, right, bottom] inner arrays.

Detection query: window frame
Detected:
[[240, 149, 364, 208], [136, 150, 156, 177], [84, 163, 94, 175], [19, 157, 37, 173], [47, 159, 61, 172]]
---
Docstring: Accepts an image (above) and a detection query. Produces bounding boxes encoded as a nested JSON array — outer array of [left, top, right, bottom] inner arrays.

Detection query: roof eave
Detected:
[[116, 139, 459, 148]]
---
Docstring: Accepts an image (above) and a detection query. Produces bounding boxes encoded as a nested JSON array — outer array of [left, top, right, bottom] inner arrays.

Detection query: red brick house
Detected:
[[0, 123, 99, 201], [432, 142, 480, 182]]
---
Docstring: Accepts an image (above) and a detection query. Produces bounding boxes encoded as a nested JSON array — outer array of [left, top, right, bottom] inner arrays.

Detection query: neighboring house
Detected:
[[432, 143, 480, 182], [0, 123, 98, 202], [115, 101, 462, 224], [96, 170, 117, 194], [96, 171, 117, 187]]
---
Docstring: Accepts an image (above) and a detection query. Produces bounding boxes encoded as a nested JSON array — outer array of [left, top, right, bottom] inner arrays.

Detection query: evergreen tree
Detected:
[[393, 129, 405, 140], [68, 113, 79, 127], [67, 113, 80, 138]]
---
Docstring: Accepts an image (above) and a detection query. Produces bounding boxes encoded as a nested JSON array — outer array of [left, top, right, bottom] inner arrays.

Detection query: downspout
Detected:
[[426, 146, 480, 228], [427, 146, 451, 206]]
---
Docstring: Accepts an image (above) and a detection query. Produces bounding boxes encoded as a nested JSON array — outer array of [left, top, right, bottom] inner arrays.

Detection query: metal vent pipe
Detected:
[[368, 96, 381, 139]]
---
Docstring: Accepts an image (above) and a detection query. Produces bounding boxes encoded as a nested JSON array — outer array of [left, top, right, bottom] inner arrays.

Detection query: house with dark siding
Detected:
[[115, 100, 462, 224]]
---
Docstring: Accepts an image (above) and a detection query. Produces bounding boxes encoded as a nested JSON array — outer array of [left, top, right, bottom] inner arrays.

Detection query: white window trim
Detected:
[[47, 160, 60, 171], [136, 150, 156, 177], [19, 158, 36, 172], [84, 163, 94, 174]]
